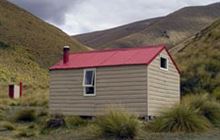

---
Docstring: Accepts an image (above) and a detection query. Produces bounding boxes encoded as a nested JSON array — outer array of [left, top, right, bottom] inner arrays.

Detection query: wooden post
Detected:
[[19, 81, 22, 97]]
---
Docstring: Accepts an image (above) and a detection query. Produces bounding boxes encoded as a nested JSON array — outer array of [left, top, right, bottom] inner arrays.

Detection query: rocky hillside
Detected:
[[174, 19, 220, 94], [74, 3, 220, 49], [0, 0, 89, 86]]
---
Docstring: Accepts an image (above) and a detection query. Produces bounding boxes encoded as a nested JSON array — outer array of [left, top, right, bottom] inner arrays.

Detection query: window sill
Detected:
[[160, 67, 168, 71], [83, 94, 96, 97]]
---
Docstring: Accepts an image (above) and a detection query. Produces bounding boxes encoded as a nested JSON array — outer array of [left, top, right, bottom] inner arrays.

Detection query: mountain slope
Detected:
[[74, 17, 163, 48], [0, 0, 89, 67], [0, 0, 89, 86], [74, 3, 220, 49], [174, 19, 220, 94]]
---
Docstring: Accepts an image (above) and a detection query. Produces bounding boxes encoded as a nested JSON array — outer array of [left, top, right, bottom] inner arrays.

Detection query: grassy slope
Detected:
[[174, 19, 220, 94], [74, 3, 220, 49], [74, 17, 163, 49], [0, 0, 89, 87]]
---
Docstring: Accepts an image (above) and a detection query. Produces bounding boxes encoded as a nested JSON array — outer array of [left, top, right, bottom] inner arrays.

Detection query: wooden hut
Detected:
[[49, 45, 180, 118]]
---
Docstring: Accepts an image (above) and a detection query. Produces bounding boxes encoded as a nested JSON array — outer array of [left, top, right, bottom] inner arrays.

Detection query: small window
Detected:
[[83, 69, 96, 96], [160, 56, 168, 70]]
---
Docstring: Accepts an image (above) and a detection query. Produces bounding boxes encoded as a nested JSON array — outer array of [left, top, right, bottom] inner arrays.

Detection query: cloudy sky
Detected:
[[8, 0, 220, 35]]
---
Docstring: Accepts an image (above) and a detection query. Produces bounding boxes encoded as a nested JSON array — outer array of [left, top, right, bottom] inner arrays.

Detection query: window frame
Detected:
[[83, 68, 96, 96], [159, 55, 168, 71]]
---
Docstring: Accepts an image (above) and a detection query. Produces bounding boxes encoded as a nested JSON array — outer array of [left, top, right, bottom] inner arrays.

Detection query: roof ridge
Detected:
[[69, 44, 165, 55]]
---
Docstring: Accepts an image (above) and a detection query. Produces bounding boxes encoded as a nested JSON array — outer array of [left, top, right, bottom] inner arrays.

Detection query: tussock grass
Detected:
[[95, 108, 140, 139], [183, 94, 220, 127], [182, 94, 209, 108], [0, 121, 16, 130], [0, 87, 48, 107], [14, 128, 37, 137], [64, 116, 88, 128], [19, 90, 48, 107], [149, 105, 211, 132], [14, 109, 37, 122]]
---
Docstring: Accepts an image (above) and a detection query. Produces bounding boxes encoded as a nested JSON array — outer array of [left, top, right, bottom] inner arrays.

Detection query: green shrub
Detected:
[[199, 101, 220, 127], [149, 105, 211, 132], [212, 87, 220, 101], [0, 121, 16, 130], [183, 94, 220, 127], [96, 109, 140, 139], [78, 124, 102, 139], [181, 94, 209, 109], [64, 116, 87, 128], [15, 109, 37, 122]]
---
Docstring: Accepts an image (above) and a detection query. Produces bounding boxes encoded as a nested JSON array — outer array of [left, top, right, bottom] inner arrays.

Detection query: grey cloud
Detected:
[[8, 0, 83, 25], [8, 0, 220, 35]]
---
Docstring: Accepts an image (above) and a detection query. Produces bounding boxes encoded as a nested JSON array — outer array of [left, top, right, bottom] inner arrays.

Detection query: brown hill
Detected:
[[74, 3, 220, 49], [0, 0, 89, 68], [0, 0, 89, 86]]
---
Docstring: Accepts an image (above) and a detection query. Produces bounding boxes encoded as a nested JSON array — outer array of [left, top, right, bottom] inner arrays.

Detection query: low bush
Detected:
[[45, 114, 65, 129], [212, 87, 220, 101], [95, 109, 140, 139], [183, 94, 220, 127], [199, 101, 220, 127], [64, 116, 87, 128], [15, 109, 37, 122], [149, 105, 211, 132]]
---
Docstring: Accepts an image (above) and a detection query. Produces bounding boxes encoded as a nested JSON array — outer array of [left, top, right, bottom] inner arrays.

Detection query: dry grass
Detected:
[[175, 19, 220, 95], [95, 108, 140, 139], [149, 104, 211, 133], [0, 121, 16, 130], [182, 94, 220, 127], [0, 0, 89, 90]]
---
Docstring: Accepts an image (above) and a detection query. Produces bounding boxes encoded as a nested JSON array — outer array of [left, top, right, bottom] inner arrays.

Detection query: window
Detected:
[[83, 69, 96, 96], [160, 56, 168, 70]]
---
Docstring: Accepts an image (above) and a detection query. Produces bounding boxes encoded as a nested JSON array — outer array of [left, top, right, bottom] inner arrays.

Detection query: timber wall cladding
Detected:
[[147, 50, 180, 116], [49, 65, 148, 116]]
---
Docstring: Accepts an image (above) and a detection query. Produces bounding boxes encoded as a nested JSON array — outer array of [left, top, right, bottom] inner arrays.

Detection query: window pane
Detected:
[[85, 87, 94, 94], [160, 57, 167, 69], [85, 70, 94, 85], [83, 69, 96, 95]]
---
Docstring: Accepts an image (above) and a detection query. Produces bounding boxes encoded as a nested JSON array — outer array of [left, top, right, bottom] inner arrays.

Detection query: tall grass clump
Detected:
[[95, 108, 140, 139], [64, 116, 88, 128], [15, 109, 37, 122], [182, 94, 220, 127], [149, 105, 211, 132]]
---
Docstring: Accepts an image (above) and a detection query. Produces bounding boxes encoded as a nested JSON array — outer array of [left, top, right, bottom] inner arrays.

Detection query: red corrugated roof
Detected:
[[49, 45, 180, 73]]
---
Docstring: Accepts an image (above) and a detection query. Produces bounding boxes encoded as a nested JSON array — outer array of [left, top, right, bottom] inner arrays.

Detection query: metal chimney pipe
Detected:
[[63, 46, 70, 64]]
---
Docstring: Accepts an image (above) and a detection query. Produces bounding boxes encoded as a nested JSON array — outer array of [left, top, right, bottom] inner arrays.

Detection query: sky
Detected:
[[8, 0, 220, 35]]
